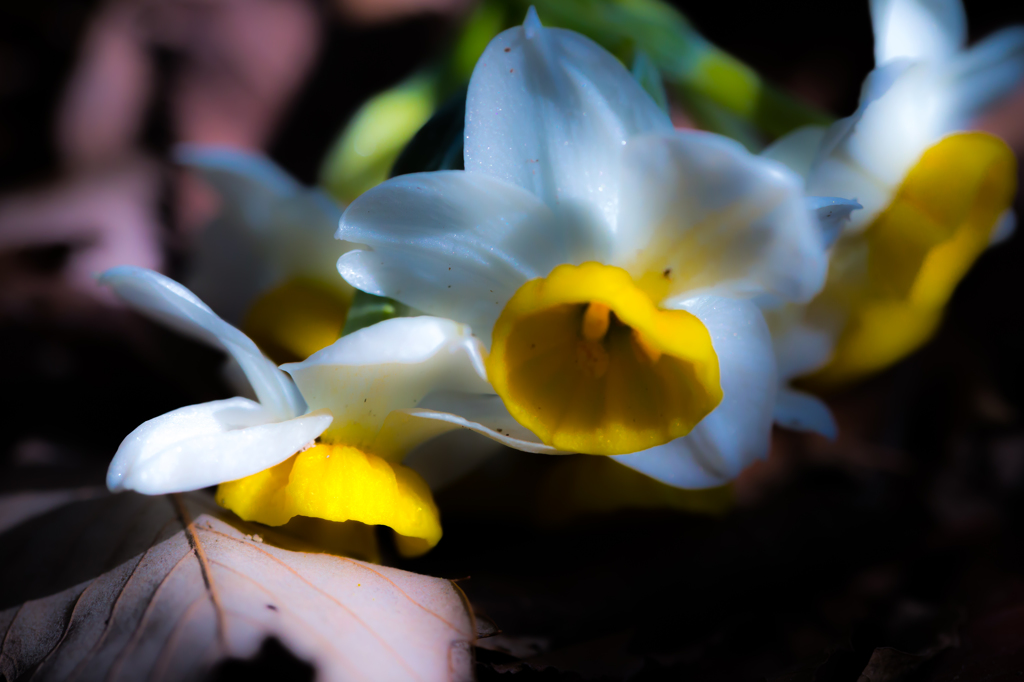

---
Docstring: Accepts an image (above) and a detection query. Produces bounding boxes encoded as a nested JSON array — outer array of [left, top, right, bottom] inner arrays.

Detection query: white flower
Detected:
[[334, 9, 833, 487], [765, 0, 1023, 230], [762, 0, 1023, 390]]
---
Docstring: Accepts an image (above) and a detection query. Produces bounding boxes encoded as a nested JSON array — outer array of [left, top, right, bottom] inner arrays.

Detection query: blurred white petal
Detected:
[[179, 145, 349, 324], [810, 19, 1024, 232], [109, 397, 332, 494], [950, 27, 1024, 121], [760, 125, 827, 182], [774, 388, 838, 439], [990, 209, 1017, 246], [870, 0, 966, 65], [100, 266, 305, 419], [613, 296, 776, 488], [807, 63, 944, 228], [770, 314, 836, 382], [807, 197, 862, 248]]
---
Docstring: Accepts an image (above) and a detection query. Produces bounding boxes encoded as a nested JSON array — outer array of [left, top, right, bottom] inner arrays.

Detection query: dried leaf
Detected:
[[0, 490, 475, 681], [857, 647, 932, 682]]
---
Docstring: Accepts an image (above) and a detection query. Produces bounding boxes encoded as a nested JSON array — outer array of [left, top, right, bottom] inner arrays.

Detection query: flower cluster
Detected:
[[103, 0, 1022, 552]]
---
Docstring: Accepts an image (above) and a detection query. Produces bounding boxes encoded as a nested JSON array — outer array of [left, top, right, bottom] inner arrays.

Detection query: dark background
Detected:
[[3, 0, 1024, 679]]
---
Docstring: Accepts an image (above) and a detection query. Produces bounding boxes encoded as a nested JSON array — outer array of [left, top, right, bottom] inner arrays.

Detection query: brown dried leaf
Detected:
[[0, 490, 475, 681]]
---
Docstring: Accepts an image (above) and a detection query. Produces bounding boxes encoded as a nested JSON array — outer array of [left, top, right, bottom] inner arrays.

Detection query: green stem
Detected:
[[521, 0, 834, 138]]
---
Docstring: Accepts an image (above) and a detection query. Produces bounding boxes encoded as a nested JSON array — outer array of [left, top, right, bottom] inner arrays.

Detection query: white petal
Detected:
[[768, 311, 836, 381], [613, 296, 777, 488], [375, 392, 560, 489], [807, 63, 944, 228], [990, 209, 1016, 246], [950, 27, 1024, 120], [395, 392, 559, 456], [870, 0, 966, 65], [337, 171, 578, 346], [282, 316, 494, 449], [807, 196, 862, 248], [805, 156, 894, 232], [99, 266, 306, 420], [760, 125, 827, 182], [177, 143, 301, 198], [617, 130, 827, 304], [857, 59, 916, 104], [178, 145, 349, 325], [108, 397, 332, 494], [774, 388, 838, 439], [464, 6, 672, 238]]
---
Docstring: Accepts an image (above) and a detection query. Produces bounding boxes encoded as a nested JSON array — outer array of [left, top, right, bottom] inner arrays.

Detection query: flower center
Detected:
[[487, 262, 722, 455]]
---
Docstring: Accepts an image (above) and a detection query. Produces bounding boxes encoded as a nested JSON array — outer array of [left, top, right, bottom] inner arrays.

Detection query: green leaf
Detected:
[[319, 73, 439, 204], [631, 50, 668, 113], [390, 87, 467, 177], [673, 83, 764, 152], [341, 290, 414, 336], [522, 0, 832, 138]]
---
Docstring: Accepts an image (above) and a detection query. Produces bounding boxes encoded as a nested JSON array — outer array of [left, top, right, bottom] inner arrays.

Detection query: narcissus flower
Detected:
[[179, 145, 354, 363], [102, 267, 549, 553], [335, 9, 835, 487], [764, 0, 1023, 388]]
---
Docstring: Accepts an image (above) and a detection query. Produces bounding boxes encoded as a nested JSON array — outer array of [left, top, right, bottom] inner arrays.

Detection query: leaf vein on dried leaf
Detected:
[[200, 529, 424, 681]]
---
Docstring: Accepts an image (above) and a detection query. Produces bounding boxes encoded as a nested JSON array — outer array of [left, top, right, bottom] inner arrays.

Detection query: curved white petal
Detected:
[[99, 266, 305, 420], [282, 316, 494, 449], [617, 130, 827, 304], [465, 6, 672, 240], [108, 397, 332, 494], [375, 392, 560, 489], [807, 197, 862, 249], [760, 125, 827, 182], [337, 171, 575, 345], [395, 392, 559, 456], [774, 388, 838, 439], [178, 145, 348, 324], [870, 0, 966, 65], [613, 296, 777, 488]]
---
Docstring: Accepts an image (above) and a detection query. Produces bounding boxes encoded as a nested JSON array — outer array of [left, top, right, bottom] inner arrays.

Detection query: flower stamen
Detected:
[[581, 302, 611, 341], [487, 262, 722, 455]]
